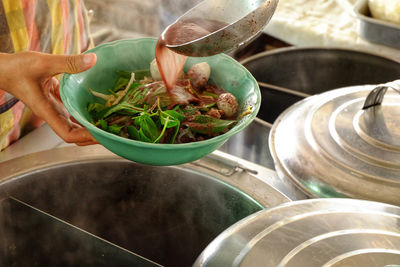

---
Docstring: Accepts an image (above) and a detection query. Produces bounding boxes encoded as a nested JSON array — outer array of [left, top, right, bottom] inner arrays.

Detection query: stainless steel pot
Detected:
[[0, 145, 291, 267], [220, 47, 400, 180], [219, 117, 274, 169], [195, 198, 400, 266], [269, 82, 400, 206], [235, 46, 400, 206], [240, 47, 400, 123]]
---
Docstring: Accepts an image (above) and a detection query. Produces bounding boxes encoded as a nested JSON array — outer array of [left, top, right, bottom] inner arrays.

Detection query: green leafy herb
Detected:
[[88, 103, 105, 113], [184, 115, 236, 135], [113, 77, 129, 91], [127, 126, 140, 140], [87, 68, 240, 144], [108, 124, 123, 135], [98, 119, 108, 131], [102, 103, 143, 118], [137, 113, 159, 142], [116, 69, 151, 81]]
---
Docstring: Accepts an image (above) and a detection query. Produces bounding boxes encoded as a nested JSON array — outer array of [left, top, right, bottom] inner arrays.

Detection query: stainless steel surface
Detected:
[[257, 81, 311, 98], [363, 80, 400, 109], [0, 145, 293, 266], [164, 0, 279, 56], [270, 84, 400, 205], [194, 198, 400, 267], [222, 48, 400, 172], [218, 118, 308, 199], [240, 47, 400, 124], [354, 0, 400, 49], [219, 118, 275, 170], [0, 145, 296, 204]]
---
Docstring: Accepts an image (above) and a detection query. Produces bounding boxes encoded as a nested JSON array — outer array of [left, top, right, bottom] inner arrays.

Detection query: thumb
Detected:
[[47, 53, 97, 75]]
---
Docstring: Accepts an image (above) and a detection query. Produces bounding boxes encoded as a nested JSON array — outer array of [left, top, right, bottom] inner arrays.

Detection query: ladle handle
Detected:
[[362, 80, 400, 110]]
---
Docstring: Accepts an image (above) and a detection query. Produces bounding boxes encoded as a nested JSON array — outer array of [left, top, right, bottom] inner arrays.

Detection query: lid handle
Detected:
[[362, 80, 400, 110]]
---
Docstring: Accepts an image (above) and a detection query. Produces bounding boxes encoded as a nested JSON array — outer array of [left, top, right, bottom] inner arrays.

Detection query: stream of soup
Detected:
[[155, 18, 227, 90]]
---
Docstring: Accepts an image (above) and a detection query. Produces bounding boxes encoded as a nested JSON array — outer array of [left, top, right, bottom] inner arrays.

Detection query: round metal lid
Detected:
[[269, 81, 400, 205], [194, 198, 400, 267]]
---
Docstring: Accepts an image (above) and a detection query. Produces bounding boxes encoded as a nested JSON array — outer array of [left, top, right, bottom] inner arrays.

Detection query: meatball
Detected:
[[187, 62, 210, 88], [217, 93, 238, 118]]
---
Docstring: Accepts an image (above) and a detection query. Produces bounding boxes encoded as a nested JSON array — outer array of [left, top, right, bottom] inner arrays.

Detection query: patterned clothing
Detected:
[[0, 0, 92, 150]]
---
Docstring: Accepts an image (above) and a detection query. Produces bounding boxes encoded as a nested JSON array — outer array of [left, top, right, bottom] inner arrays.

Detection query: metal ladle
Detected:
[[163, 0, 279, 57]]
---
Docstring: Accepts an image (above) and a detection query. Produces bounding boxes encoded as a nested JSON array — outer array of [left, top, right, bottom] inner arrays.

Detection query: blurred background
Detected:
[[85, 0, 290, 61], [85, 0, 200, 44], [84, 0, 400, 62]]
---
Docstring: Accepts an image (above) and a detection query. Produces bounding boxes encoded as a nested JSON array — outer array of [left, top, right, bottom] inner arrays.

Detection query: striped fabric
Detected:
[[0, 0, 92, 150]]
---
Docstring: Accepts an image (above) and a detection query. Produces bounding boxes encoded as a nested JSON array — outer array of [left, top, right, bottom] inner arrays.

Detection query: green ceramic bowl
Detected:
[[60, 38, 260, 165]]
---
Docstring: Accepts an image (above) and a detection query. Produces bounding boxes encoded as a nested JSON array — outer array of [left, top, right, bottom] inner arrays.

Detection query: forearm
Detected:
[[0, 53, 17, 94]]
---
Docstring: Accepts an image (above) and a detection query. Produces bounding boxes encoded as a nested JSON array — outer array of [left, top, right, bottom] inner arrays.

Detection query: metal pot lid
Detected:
[[269, 80, 400, 205], [194, 198, 400, 267]]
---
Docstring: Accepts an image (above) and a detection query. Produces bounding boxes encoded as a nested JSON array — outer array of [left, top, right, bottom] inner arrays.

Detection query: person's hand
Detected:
[[0, 51, 98, 146]]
